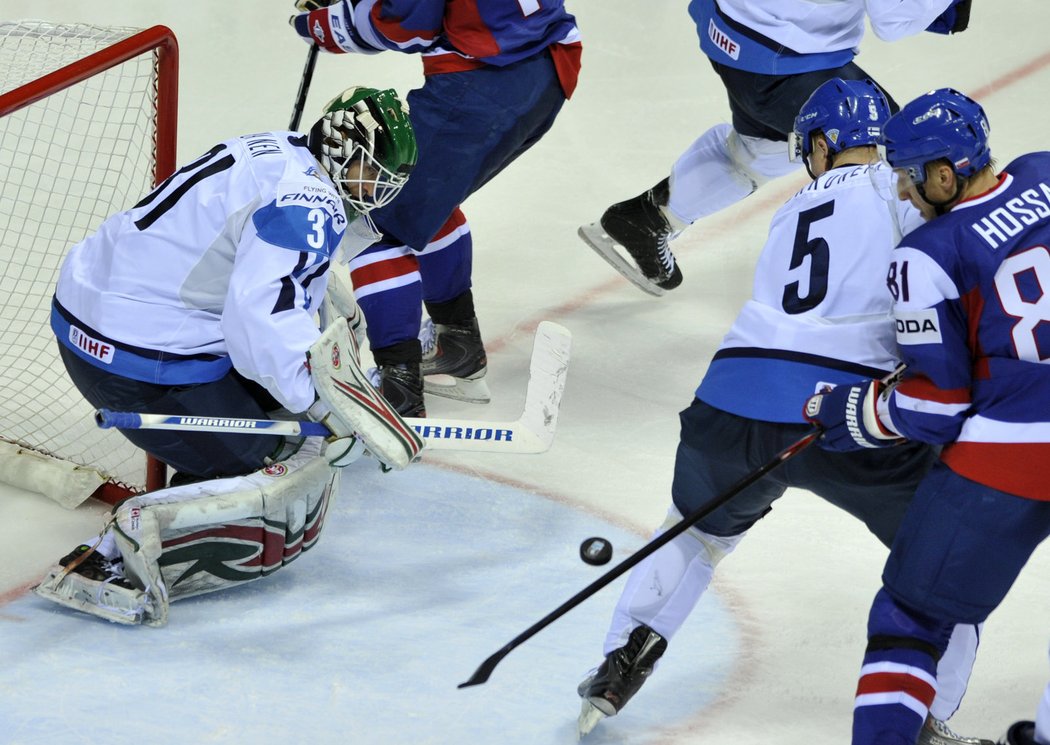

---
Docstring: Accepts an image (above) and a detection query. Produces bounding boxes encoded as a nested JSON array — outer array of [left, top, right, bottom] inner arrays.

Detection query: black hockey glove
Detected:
[[926, 0, 972, 35]]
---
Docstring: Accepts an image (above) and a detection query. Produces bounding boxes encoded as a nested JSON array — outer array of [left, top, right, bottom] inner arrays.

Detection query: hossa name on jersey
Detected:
[[885, 151, 1050, 501]]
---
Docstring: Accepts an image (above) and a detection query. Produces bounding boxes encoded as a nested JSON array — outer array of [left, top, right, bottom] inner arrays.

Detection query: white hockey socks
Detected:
[[604, 506, 744, 654], [668, 124, 801, 224]]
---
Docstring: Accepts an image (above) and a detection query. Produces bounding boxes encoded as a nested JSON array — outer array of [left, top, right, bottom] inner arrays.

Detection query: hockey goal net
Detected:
[[0, 21, 177, 507]]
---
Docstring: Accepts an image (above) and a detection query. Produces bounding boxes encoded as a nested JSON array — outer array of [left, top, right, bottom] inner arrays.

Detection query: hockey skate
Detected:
[[999, 721, 1037, 745], [577, 624, 667, 737], [378, 362, 426, 418], [34, 543, 152, 625], [419, 317, 491, 404], [578, 178, 683, 297], [920, 715, 995, 745]]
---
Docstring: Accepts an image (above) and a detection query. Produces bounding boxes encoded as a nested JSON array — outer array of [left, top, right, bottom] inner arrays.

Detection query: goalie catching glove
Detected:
[[803, 380, 905, 452], [308, 317, 425, 470]]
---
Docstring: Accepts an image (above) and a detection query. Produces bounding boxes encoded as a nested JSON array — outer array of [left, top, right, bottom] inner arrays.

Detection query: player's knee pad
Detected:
[[109, 439, 338, 626], [660, 506, 744, 568], [726, 130, 800, 187], [866, 588, 954, 662]]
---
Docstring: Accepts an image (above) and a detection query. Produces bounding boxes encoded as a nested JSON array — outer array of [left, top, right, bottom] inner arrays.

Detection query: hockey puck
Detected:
[[579, 536, 613, 566]]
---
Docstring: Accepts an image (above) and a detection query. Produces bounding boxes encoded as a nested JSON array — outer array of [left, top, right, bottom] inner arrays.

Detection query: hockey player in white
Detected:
[[36, 87, 425, 626], [576, 79, 990, 745], [578, 0, 971, 295]]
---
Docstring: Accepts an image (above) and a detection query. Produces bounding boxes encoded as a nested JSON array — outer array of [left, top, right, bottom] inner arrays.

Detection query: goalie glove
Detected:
[[926, 0, 972, 35], [803, 380, 905, 452], [308, 317, 425, 470]]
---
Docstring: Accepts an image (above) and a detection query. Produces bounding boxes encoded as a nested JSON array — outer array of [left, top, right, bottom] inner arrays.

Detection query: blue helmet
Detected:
[[791, 78, 891, 161], [881, 88, 991, 185]]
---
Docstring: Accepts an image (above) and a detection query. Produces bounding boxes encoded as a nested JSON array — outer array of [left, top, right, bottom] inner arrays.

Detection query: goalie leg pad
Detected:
[[309, 319, 425, 470], [38, 441, 337, 626]]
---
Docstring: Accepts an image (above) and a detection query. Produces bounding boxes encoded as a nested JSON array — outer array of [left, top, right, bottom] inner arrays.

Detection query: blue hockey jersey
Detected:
[[297, 0, 583, 96], [882, 152, 1050, 500]]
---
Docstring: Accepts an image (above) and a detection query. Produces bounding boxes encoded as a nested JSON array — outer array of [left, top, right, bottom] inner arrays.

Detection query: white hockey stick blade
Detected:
[[412, 321, 571, 453], [577, 700, 607, 739], [578, 222, 665, 297]]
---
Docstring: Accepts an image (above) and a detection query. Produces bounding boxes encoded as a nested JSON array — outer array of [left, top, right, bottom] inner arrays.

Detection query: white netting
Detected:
[[0, 20, 166, 502]]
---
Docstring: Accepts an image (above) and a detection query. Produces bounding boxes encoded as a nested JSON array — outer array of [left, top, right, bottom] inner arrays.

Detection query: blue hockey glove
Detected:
[[803, 380, 904, 452], [926, 0, 972, 35]]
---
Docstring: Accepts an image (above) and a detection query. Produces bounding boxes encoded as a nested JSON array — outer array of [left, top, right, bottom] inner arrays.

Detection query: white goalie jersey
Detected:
[[696, 162, 923, 423], [51, 131, 348, 414]]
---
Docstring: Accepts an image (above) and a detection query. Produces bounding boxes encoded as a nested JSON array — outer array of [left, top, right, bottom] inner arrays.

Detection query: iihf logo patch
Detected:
[[331, 343, 341, 369], [263, 463, 288, 477]]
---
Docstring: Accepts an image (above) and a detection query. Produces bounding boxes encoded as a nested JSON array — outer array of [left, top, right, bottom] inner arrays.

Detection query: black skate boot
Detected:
[[599, 178, 683, 290], [577, 624, 667, 735], [999, 721, 1036, 745], [378, 362, 426, 418], [58, 544, 132, 588], [920, 716, 995, 745], [420, 317, 491, 404]]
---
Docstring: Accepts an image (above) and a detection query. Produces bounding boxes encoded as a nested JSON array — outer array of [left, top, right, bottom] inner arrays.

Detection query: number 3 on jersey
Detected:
[[307, 208, 326, 249]]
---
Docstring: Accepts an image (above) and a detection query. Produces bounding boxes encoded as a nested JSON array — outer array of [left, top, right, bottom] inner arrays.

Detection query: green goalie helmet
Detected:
[[307, 86, 417, 216]]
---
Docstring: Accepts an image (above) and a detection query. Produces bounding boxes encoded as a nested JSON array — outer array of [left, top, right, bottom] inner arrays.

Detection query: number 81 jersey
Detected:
[[51, 132, 347, 414], [885, 152, 1050, 500]]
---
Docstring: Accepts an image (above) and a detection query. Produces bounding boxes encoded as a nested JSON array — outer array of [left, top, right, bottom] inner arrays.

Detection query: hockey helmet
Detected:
[[791, 78, 891, 162], [881, 88, 991, 185], [308, 87, 417, 215]]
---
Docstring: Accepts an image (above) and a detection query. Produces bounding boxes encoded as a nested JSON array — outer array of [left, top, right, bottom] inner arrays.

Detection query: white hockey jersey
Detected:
[[52, 131, 349, 414], [692, 0, 955, 75], [710, 0, 953, 52], [696, 162, 922, 422]]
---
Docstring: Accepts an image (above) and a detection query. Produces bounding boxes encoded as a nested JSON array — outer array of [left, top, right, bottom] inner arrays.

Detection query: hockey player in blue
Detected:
[[803, 89, 1050, 745], [575, 79, 989, 745], [578, 0, 971, 296], [291, 0, 582, 417]]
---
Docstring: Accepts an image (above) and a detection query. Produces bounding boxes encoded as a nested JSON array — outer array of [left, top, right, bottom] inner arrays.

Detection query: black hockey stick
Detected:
[[457, 427, 822, 688], [289, 44, 319, 130]]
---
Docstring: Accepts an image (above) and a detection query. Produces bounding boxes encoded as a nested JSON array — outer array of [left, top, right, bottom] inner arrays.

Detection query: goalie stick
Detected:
[[95, 321, 572, 455], [289, 43, 319, 130], [577, 223, 666, 297]]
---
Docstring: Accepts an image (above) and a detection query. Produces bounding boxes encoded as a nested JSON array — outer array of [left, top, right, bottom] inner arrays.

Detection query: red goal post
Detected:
[[0, 21, 178, 507]]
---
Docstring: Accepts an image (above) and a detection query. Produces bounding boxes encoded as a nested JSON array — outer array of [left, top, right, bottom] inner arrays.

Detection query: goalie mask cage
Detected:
[[0, 21, 177, 507]]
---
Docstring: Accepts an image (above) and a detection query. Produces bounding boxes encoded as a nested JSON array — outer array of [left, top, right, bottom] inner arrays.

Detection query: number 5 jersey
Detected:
[[696, 162, 922, 423]]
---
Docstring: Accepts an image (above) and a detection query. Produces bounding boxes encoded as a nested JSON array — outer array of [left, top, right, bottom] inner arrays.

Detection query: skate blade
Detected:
[[577, 699, 609, 739], [577, 223, 666, 297], [423, 372, 491, 404]]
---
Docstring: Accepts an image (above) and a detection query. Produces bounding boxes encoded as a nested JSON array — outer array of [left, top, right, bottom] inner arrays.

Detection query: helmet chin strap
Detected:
[[918, 174, 967, 216]]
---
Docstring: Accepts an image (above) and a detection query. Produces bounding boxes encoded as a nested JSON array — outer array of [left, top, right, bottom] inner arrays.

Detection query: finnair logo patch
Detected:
[[895, 308, 942, 345], [69, 326, 114, 364]]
